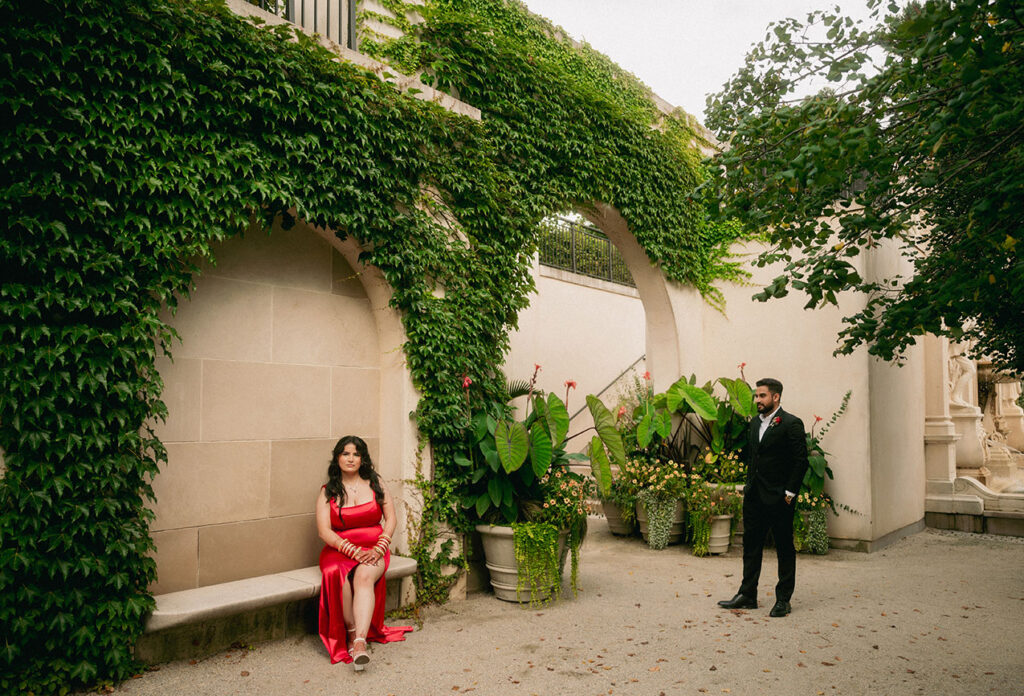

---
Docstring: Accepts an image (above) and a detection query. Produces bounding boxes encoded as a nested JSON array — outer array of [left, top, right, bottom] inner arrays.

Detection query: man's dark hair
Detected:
[[756, 377, 783, 396]]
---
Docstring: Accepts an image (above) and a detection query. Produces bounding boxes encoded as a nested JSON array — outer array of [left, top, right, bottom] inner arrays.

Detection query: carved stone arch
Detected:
[[580, 202, 704, 389]]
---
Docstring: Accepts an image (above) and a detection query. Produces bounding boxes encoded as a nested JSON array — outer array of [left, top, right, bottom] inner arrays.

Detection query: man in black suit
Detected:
[[718, 377, 808, 617]]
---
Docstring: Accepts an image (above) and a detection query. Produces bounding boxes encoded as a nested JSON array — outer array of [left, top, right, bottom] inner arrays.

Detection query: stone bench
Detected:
[[136, 555, 417, 664]]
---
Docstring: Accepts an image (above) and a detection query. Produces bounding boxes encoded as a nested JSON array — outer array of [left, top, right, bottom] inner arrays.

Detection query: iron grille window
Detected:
[[538, 216, 635, 287], [247, 0, 357, 50]]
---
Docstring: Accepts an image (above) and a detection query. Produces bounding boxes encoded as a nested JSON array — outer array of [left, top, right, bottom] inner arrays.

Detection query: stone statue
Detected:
[[948, 352, 977, 409]]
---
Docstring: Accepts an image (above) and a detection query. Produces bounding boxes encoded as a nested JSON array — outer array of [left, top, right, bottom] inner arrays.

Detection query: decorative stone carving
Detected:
[[948, 351, 978, 410]]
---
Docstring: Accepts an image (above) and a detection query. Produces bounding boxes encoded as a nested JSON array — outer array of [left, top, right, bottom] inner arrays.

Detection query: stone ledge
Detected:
[[924, 492, 985, 515], [145, 555, 417, 634]]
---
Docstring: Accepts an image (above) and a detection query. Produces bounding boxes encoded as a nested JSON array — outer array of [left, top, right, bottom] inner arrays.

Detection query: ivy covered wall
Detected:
[[0, 0, 742, 691]]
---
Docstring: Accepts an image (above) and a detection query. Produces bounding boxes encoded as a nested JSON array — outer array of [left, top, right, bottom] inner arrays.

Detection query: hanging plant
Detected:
[[512, 522, 562, 606], [689, 513, 712, 557], [636, 488, 677, 551]]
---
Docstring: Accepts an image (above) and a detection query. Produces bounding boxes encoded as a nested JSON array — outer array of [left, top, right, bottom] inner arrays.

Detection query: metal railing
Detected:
[[249, 0, 357, 50], [538, 216, 635, 288]]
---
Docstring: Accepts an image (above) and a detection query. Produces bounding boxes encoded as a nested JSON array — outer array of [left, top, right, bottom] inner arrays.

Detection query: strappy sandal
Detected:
[[350, 636, 370, 671]]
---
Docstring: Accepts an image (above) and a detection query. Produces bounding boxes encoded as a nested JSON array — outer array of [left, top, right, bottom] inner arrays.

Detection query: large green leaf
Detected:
[[666, 380, 718, 421], [494, 420, 529, 473], [545, 392, 570, 445], [720, 377, 755, 418], [589, 435, 612, 498], [488, 477, 503, 506], [586, 395, 625, 468], [636, 411, 654, 448], [808, 452, 828, 478], [475, 493, 492, 518], [529, 421, 553, 478], [653, 409, 672, 439]]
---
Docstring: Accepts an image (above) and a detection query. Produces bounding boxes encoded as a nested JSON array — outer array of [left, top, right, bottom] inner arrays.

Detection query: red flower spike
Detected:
[[462, 376, 472, 389], [815, 415, 823, 422], [564, 380, 577, 389], [642, 371, 651, 380]]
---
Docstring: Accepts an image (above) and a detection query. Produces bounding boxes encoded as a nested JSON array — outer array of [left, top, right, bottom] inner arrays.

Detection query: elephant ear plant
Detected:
[[457, 367, 625, 603]]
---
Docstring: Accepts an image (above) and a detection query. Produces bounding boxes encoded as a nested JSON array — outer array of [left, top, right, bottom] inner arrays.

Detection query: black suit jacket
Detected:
[[743, 408, 809, 505]]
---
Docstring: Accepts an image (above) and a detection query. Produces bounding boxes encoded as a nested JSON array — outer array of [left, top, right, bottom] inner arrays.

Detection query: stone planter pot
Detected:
[[474, 524, 567, 603], [635, 499, 685, 545], [601, 499, 633, 536], [708, 514, 734, 554], [796, 508, 830, 554]]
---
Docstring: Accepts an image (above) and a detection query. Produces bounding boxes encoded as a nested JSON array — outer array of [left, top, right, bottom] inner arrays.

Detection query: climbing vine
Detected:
[[1, 0, 745, 691]]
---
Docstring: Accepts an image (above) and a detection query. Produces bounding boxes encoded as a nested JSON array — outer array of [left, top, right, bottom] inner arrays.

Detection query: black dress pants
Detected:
[[738, 489, 797, 602]]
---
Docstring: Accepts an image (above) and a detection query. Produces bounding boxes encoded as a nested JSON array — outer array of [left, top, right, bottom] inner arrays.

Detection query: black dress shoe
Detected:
[[769, 600, 791, 617], [717, 593, 757, 609]]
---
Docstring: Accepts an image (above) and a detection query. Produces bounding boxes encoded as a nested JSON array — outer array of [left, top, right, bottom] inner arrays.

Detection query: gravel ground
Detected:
[[102, 523, 1024, 696]]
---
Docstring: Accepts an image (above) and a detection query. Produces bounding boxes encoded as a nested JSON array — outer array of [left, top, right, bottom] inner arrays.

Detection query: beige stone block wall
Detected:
[[150, 221, 384, 593]]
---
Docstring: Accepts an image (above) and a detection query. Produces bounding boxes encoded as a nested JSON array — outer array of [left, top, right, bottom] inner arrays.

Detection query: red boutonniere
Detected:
[[772, 416, 782, 426]]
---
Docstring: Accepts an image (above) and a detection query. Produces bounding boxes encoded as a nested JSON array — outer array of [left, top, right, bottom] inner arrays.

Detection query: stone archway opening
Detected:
[[504, 202, 701, 447], [148, 215, 419, 594]]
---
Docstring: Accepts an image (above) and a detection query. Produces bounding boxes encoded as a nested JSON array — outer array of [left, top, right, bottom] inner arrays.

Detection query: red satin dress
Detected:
[[318, 496, 413, 664]]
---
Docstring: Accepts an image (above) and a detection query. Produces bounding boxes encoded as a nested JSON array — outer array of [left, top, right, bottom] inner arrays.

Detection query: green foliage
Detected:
[[459, 377, 618, 526], [802, 390, 852, 505], [364, 0, 749, 308], [794, 508, 830, 555], [636, 489, 677, 551], [705, 0, 1024, 372], [585, 394, 625, 498], [622, 372, 752, 467], [512, 522, 563, 606], [1, 0, 748, 689], [403, 451, 468, 608]]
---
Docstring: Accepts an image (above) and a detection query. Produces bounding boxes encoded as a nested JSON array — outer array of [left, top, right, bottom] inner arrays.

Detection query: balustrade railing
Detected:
[[248, 0, 357, 50], [538, 216, 635, 287]]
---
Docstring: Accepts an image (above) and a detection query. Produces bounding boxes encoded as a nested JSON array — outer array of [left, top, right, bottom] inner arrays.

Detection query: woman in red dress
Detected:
[[316, 436, 412, 668]]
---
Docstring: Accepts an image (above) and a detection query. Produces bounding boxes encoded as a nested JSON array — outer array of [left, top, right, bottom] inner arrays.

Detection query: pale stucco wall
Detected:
[[504, 260, 647, 435], [149, 220, 383, 593], [701, 240, 926, 546]]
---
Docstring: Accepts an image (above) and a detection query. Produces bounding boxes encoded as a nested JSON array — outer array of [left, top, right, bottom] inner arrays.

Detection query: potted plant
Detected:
[[794, 391, 853, 554], [622, 457, 688, 549], [458, 367, 624, 604], [685, 474, 744, 556]]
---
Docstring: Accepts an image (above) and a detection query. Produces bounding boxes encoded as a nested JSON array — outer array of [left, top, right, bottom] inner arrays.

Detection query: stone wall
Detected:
[[149, 220, 382, 594]]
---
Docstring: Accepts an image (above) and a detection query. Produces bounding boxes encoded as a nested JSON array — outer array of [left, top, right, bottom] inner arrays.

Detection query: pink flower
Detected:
[[738, 362, 746, 369], [564, 380, 577, 389], [642, 371, 651, 381], [616, 405, 627, 419], [462, 376, 472, 389]]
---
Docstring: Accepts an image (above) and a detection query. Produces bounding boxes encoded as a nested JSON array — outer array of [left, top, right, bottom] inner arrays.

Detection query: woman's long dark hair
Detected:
[[324, 435, 385, 508]]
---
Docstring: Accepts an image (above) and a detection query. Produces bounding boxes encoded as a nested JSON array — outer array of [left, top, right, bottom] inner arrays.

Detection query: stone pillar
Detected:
[[923, 335, 958, 494]]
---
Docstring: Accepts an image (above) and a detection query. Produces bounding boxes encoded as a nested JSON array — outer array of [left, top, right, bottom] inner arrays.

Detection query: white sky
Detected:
[[520, 0, 876, 122]]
